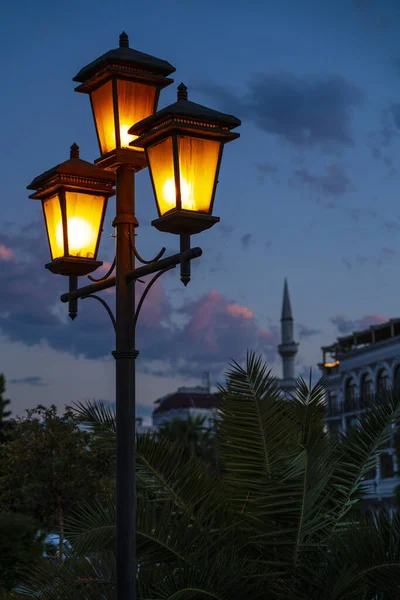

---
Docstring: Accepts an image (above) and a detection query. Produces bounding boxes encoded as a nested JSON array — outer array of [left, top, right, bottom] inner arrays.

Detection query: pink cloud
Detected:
[[358, 314, 387, 329], [227, 303, 253, 319], [0, 244, 13, 261]]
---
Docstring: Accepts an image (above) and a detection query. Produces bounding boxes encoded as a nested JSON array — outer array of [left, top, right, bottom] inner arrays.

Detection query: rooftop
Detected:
[[322, 318, 400, 358], [153, 389, 219, 415]]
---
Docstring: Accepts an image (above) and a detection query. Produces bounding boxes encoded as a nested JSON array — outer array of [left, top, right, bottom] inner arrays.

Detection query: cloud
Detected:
[[330, 314, 387, 335], [9, 376, 48, 387], [298, 324, 320, 339], [219, 223, 234, 237], [369, 107, 399, 176], [255, 162, 280, 184], [256, 162, 279, 175], [240, 233, 253, 248], [0, 244, 13, 261], [383, 221, 400, 233], [197, 73, 363, 149], [0, 222, 278, 381], [376, 246, 395, 266], [291, 164, 355, 197], [342, 247, 395, 271]]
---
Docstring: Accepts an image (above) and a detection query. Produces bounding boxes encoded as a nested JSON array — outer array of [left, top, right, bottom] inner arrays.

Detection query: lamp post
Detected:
[[27, 33, 240, 600]]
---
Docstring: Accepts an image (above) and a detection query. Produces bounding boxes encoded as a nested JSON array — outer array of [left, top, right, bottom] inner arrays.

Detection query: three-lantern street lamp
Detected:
[[27, 32, 240, 599]]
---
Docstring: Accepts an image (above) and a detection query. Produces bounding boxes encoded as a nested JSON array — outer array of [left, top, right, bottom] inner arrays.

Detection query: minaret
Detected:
[[278, 279, 298, 395]]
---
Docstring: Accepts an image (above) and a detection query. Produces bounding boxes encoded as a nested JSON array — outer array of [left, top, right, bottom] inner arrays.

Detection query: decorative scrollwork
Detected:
[[133, 266, 175, 332], [88, 257, 116, 282], [129, 224, 166, 265], [81, 294, 116, 332]]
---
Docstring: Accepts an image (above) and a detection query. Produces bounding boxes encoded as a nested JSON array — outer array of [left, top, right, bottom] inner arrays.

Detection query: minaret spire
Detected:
[[281, 278, 293, 321], [278, 278, 298, 395]]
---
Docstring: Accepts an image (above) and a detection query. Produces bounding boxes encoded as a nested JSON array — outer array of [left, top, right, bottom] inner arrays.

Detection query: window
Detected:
[[376, 369, 389, 395], [380, 453, 394, 479], [360, 373, 373, 408], [344, 378, 356, 412], [327, 391, 338, 416], [394, 365, 400, 391]]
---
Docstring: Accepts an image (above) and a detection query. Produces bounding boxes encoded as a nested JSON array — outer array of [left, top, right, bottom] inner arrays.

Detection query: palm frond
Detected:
[[217, 351, 296, 511], [332, 389, 400, 525]]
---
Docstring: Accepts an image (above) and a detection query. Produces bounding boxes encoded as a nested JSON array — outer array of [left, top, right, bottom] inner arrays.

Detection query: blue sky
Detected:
[[1, 0, 400, 417]]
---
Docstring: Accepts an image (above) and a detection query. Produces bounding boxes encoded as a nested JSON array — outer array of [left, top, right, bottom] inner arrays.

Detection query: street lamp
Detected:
[[27, 143, 115, 277], [73, 31, 175, 171], [130, 82, 240, 235], [27, 33, 240, 600]]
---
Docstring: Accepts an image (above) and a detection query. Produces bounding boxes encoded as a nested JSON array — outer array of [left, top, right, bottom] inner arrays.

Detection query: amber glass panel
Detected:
[[177, 136, 220, 212], [117, 80, 156, 151], [43, 194, 64, 260], [91, 81, 116, 154], [147, 138, 176, 216], [65, 192, 105, 258]]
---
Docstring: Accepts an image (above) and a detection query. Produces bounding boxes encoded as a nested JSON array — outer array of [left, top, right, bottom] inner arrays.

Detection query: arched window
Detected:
[[376, 368, 389, 395], [327, 391, 338, 416], [393, 365, 400, 391], [380, 453, 394, 479], [344, 377, 356, 412], [360, 373, 373, 408]]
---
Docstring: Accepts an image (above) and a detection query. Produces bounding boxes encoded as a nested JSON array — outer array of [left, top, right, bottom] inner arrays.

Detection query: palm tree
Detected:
[[18, 352, 400, 599], [157, 414, 217, 467]]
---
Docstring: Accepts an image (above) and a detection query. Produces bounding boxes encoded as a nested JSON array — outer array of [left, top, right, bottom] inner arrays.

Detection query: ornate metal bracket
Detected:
[[133, 265, 175, 334], [81, 294, 116, 332], [61, 247, 202, 328], [128, 223, 166, 265], [87, 256, 116, 282]]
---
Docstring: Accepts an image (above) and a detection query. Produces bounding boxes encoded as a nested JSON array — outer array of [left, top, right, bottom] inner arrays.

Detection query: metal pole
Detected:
[[112, 165, 138, 600]]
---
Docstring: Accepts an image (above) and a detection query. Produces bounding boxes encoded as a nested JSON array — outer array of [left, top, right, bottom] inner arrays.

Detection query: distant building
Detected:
[[136, 416, 154, 434], [319, 318, 400, 512], [152, 385, 219, 428]]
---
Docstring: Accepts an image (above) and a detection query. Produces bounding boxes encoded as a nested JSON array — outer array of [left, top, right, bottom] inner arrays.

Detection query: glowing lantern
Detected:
[[73, 32, 175, 171], [129, 83, 241, 235], [27, 144, 115, 276]]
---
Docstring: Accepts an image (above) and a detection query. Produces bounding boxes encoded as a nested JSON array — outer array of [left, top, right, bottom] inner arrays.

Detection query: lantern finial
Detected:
[[70, 143, 80, 159], [119, 31, 129, 48], [177, 83, 188, 101]]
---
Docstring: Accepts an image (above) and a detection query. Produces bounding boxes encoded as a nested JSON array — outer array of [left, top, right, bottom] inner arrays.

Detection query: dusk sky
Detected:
[[1, 0, 400, 417]]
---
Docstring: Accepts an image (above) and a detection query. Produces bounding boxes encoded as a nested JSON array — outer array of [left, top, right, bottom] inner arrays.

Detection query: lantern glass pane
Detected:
[[117, 80, 156, 151], [43, 194, 64, 260], [147, 137, 176, 216], [91, 81, 116, 154], [65, 192, 105, 258], [178, 136, 221, 212]]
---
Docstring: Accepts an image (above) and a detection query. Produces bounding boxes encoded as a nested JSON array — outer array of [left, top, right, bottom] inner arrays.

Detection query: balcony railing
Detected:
[[325, 394, 375, 417]]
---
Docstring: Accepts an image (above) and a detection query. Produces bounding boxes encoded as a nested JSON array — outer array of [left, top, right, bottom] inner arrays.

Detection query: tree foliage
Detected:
[[0, 511, 45, 595], [17, 353, 400, 599], [0, 374, 12, 444], [0, 404, 114, 559]]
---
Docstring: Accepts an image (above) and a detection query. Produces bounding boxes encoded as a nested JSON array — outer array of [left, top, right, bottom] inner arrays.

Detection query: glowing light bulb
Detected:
[[120, 124, 138, 149], [56, 217, 94, 257], [162, 176, 195, 211]]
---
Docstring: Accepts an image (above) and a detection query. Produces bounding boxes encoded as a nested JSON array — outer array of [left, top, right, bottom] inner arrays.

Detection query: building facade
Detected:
[[319, 319, 400, 511]]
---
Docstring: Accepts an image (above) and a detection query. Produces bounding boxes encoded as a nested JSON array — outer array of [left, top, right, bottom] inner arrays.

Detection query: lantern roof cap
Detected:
[[129, 83, 241, 137], [73, 32, 176, 83], [27, 144, 115, 191]]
